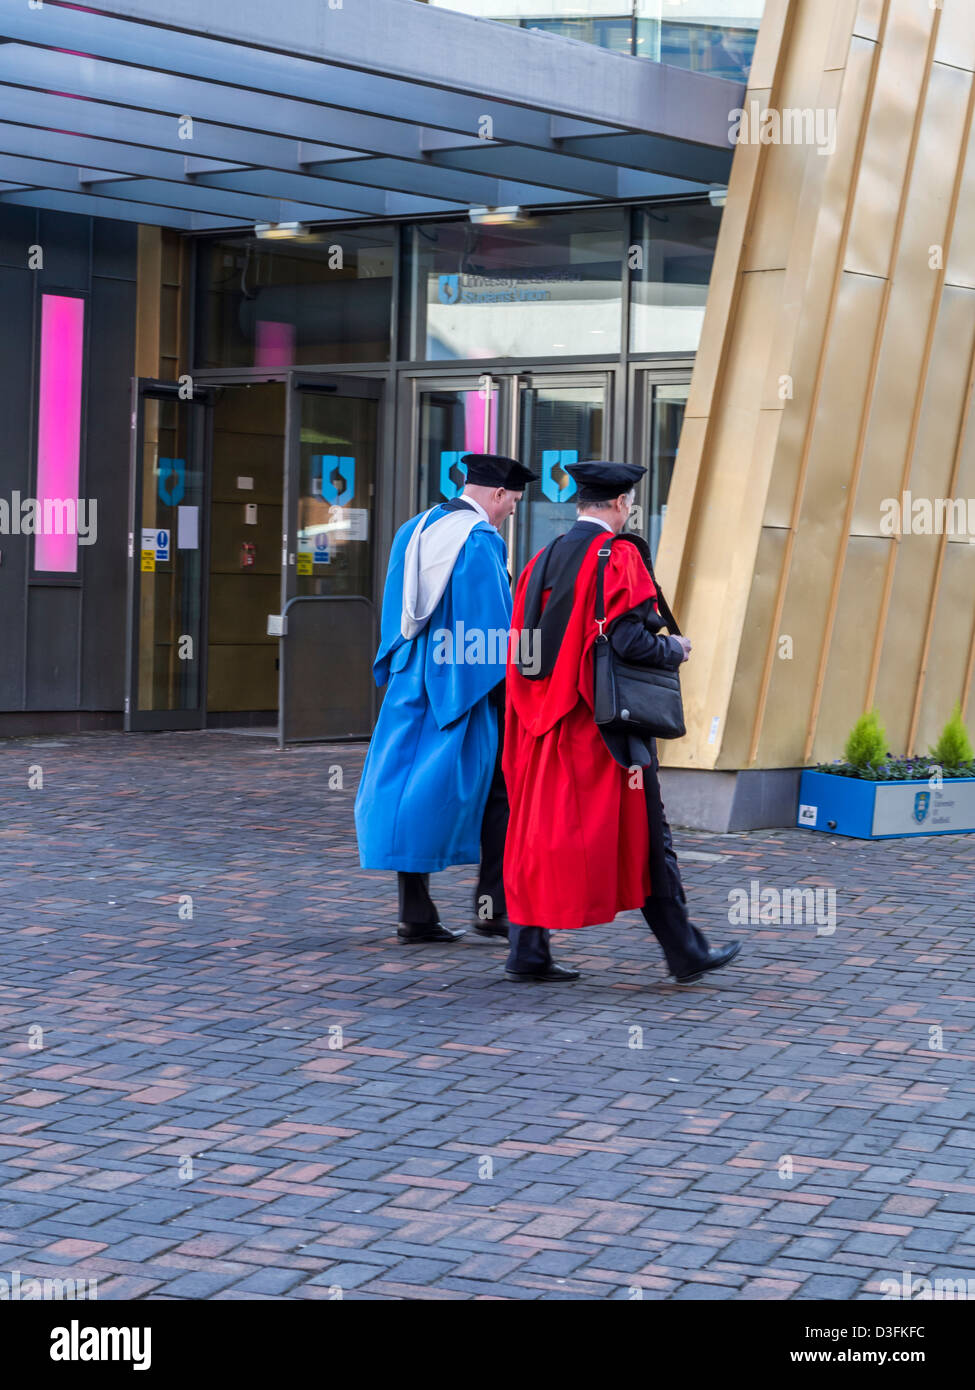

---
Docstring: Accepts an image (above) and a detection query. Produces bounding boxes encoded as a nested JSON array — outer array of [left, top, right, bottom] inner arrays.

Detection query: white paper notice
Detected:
[[177, 505, 199, 550], [342, 508, 369, 542]]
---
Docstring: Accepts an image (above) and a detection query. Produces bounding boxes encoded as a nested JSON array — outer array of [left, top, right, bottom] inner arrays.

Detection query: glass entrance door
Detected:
[[411, 374, 506, 513], [125, 379, 209, 731], [631, 371, 691, 559], [284, 373, 383, 604], [513, 374, 611, 571]]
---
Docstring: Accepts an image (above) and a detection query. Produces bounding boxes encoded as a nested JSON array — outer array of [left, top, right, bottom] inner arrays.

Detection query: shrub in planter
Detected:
[[800, 706, 975, 838], [929, 702, 974, 772], [843, 708, 887, 773]]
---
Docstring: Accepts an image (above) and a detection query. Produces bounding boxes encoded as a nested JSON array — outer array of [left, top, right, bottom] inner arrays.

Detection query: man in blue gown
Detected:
[[355, 453, 537, 942]]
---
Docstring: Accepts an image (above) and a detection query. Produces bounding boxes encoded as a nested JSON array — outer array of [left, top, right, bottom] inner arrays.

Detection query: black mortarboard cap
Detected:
[[461, 453, 538, 490], [564, 460, 646, 500]]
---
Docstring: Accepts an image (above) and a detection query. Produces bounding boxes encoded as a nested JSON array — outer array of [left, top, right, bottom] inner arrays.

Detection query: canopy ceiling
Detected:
[[0, 0, 743, 231]]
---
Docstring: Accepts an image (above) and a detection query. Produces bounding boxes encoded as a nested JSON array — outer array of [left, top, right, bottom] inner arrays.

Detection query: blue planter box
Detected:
[[797, 769, 975, 839]]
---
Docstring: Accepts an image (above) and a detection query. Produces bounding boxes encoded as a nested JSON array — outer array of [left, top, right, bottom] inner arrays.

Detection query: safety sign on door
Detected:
[[141, 528, 170, 570]]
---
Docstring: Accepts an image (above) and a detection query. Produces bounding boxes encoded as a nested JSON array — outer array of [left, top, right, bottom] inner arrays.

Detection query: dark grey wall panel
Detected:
[[37, 209, 90, 292], [0, 206, 38, 271], [0, 208, 139, 717], [0, 265, 36, 709], [81, 274, 137, 709], [26, 586, 81, 709], [93, 219, 137, 281]]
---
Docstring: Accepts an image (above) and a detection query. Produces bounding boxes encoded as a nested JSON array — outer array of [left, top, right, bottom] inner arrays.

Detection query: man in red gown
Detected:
[[502, 460, 741, 984]]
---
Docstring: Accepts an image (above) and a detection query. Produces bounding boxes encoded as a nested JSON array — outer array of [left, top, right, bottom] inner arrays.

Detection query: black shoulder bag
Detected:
[[591, 539, 687, 741]]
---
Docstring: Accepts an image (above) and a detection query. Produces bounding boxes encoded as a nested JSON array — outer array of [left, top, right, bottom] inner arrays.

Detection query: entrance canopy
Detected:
[[0, 0, 742, 231]]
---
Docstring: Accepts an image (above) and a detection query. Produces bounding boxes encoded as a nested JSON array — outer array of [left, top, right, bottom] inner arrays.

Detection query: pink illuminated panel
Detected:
[[255, 319, 295, 368], [463, 388, 498, 453], [35, 294, 85, 573]]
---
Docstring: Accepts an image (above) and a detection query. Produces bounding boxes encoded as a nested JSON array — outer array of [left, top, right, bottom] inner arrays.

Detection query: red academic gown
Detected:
[[503, 532, 657, 930]]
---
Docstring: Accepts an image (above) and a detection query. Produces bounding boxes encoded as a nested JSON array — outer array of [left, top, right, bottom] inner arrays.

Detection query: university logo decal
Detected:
[[158, 457, 186, 507], [439, 450, 467, 500], [913, 791, 930, 824], [317, 455, 355, 506], [438, 274, 460, 305], [540, 449, 578, 504]]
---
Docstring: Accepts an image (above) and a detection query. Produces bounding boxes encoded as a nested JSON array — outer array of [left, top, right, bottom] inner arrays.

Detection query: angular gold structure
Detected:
[[658, 0, 975, 778]]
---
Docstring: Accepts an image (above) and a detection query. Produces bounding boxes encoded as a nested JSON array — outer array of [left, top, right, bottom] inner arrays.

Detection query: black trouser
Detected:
[[506, 744, 710, 976], [639, 745, 710, 976], [397, 698, 508, 927]]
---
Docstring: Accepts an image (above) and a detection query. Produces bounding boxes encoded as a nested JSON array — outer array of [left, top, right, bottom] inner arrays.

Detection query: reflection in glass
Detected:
[[418, 386, 499, 510], [426, 0, 762, 77], [517, 383, 606, 568], [402, 209, 624, 361], [196, 229, 395, 369], [629, 201, 722, 354], [636, 0, 761, 78], [296, 394, 378, 601]]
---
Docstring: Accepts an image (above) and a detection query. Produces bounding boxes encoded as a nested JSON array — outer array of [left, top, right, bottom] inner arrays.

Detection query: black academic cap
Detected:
[[461, 453, 539, 490], [565, 460, 646, 500]]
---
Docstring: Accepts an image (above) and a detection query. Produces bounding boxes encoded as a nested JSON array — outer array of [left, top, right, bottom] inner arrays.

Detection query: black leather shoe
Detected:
[[397, 922, 465, 943], [673, 941, 741, 984], [504, 963, 580, 983], [473, 916, 510, 939]]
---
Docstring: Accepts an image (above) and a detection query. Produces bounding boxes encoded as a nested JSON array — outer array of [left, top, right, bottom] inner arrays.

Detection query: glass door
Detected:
[[513, 373, 612, 572], [411, 373, 507, 513], [125, 379, 210, 731], [284, 373, 383, 605], [631, 370, 691, 560]]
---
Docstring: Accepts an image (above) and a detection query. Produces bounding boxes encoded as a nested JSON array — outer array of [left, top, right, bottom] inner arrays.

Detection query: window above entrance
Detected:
[[195, 228, 396, 369], [401, 207, 625, 361]]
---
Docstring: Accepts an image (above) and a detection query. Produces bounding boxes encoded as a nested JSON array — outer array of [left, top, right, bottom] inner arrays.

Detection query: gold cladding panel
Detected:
[[718, 526, 789, 769], [934, 0, 975, 73], [854, 59, 975, 527], [684, 127, 765, 425], [664, 407, 785, 768], [853, 0, 885, 43], [748, 0, 793, 93], [953, 330, 975, 500], [918, 541, 975, 746], [668, 272, 785, 761], [754, 528, 838, 766], [798, 272, 886, 528], [826, 0, 863, 69], [763, 388, 808, 529], [742, 9, 844, 275], [845, 0, 938, 279], [810, 535, 892, 763], [906, 287, 975, 509], [946, 107, 975, 289], [872, 535, 943, 752], [753, 273, 886, 763], [893, 60, 974, 282], [701, 269, 784, 462], [758, 55, 872, 415]]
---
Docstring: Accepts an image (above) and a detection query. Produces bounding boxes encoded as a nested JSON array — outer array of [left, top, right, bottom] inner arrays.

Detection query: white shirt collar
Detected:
[[577, 514, 615, 534], [459, 493, 491, 525]]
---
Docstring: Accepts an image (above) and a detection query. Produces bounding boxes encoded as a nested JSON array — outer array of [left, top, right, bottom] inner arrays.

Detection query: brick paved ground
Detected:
[[0, 730, 973, 1300]]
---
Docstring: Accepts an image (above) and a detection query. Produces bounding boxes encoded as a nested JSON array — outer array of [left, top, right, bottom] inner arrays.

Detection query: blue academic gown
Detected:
[[355, 504, 512, 872]]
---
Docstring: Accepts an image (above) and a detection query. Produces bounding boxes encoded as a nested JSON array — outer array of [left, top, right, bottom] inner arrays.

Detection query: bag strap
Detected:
[[648, 559, 682, 638], [594, 535, 682, 638]]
